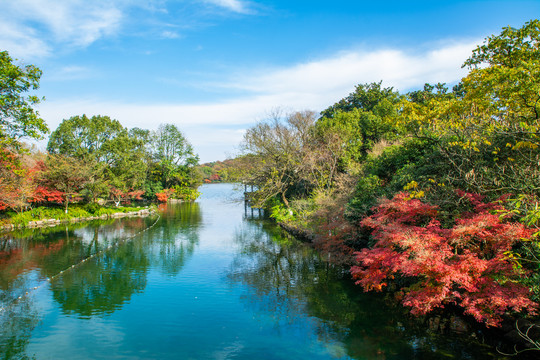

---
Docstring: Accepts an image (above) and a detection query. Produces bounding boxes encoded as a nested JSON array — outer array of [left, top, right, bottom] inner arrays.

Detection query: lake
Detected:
[[0, 183, 500, 359]]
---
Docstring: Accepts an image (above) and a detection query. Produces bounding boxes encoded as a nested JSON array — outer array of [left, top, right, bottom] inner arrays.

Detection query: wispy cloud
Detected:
[[202, 0, 254, 14], [161, 30, 182, 39], [0, 0, 123, 58], [46, 65, 95, 81], [0, 21, 51, 59], [37, 39, 478, 162], [225, 40, 478, 99]]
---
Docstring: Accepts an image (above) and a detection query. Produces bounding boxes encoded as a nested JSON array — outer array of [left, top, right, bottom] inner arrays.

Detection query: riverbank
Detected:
[[274, 214, 540, 357], [0, 206, 156, 232]]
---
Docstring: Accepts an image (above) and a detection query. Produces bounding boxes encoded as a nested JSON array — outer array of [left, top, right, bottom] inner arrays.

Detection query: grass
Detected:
[[1, 203, 154, 228]]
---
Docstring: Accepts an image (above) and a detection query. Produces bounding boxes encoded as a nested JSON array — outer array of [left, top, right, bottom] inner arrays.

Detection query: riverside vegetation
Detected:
[[235, 20, 540, 354], [3, 18, 540, 356], [0, 49, 201, 228]]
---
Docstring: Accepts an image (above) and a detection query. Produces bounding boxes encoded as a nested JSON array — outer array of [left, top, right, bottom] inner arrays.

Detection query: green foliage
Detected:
[[0, 50, 48, 146], [317, 82, 403, 164], [47, 115, 126, 159], [346, 175, 383, 221], [171, 185, 200, 201], [269, 202, 296, 223], [320, 81, 401, 118], [45, 116, 201, 203], [7, 204, 148, 227]]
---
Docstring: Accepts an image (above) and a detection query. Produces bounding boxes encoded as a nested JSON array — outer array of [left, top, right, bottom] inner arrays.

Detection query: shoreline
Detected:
[[0, 208, 155, 233]]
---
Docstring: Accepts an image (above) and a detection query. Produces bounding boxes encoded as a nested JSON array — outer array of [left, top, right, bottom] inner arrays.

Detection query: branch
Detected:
[[497, 321, 540, 356]]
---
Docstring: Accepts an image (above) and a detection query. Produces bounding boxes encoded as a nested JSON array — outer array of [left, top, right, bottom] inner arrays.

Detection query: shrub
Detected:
[[351, 191, 538, 327]]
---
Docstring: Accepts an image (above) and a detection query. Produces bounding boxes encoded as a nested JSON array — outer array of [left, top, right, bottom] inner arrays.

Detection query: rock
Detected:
[[449, 316, 468, 333]]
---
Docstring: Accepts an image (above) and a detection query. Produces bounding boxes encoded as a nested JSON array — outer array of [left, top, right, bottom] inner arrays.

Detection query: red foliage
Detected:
[[351, 191, 538, 327], [29, 186, 64, 204], [127, 190, 145, 200], [155, 188, 175, 203]]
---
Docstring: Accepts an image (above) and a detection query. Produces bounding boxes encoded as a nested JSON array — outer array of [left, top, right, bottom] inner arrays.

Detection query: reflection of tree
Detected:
[[228, 220, 320, 322], [50, 239, 149, 318], [229, 219, 496, 360], [0, 295, 39, 360], [49, 202, 202, 317], [149, 202, 202, 276]]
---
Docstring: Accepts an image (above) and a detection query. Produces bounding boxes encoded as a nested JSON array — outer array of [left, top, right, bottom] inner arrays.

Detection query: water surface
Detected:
[[0, 184, 501, 359]]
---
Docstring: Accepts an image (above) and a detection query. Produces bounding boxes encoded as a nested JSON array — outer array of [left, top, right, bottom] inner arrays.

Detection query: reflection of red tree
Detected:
[[0, 240, 65, 280], [351, 191, 538, 327]]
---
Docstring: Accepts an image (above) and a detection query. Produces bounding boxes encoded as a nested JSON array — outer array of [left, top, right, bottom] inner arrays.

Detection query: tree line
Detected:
[[0, 51, 200, 218], [238, 19, 540, 334]]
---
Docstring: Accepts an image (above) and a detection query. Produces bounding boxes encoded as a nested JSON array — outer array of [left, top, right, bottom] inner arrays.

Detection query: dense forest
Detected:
[[0, 50, 201, 225], [237, 19, 540, 341]]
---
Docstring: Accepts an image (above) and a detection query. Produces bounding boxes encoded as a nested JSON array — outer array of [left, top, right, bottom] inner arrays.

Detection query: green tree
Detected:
[[47, 115, 150, 201], [0, 50, 48, 146], [47, 114, 126, 161], [320, 81, 401, 118], [150, 124, 199, 189], [317, 82, 402, 164]]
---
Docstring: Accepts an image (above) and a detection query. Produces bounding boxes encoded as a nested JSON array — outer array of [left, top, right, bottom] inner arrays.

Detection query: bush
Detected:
[[351, 191, 538, 327]]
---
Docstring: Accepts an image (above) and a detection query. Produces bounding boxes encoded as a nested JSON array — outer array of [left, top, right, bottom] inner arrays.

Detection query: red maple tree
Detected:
[[351, 191, 538, 326]]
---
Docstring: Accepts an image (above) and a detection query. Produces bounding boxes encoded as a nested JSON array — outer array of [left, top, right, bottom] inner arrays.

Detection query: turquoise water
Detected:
[[0, 184, 499, 359]]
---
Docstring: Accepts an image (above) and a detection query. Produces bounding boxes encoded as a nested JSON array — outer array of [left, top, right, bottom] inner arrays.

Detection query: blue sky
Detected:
[[1, 0, 539, 162]]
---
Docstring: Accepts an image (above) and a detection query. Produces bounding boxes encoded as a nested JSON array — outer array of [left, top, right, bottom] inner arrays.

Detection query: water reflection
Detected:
[[150, 202, 202, 276], [229, 217, 498, 360], [0, 296, 39, 360], [0, 185, 508, 359], [0, 203, 202, 357], [48, 203, 202, 318], [50, 242, 150, 318]]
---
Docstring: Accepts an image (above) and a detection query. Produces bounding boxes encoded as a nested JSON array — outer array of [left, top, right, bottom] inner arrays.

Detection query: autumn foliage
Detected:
[[351, 191, 538, 326], [29, 186, 64, 204], [155, 188, 175, 202]]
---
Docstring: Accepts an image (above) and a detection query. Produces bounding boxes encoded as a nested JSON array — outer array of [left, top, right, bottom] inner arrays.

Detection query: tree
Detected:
[[0, 50, 48, 146], [318, 82, 402, 164], [320, 81, 401, 118], [47, 115, 126, 161], [242, 110, 320, 207], [39, 155, 91, 213], [150, 124, 199, 189], [397, 20, 540, 198], [351, 191, 538, 327], [47, 115, 150, 200]]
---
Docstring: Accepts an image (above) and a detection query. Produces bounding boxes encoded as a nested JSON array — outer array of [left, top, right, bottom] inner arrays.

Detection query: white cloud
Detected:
[[0, 0, 123, 58], [161, 30, 182, 39], [226, 40, 478, 99], [202, 0, 253, 14], [0, 21, 51, 59], [37, 39, 478, 162]]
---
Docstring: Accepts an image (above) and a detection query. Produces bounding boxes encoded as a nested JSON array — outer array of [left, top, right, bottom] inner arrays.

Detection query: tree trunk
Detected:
[[281, 192, 289, 208]]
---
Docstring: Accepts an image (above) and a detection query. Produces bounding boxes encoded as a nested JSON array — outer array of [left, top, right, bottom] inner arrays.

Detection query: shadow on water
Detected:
[[228, 217, 502, 360]]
